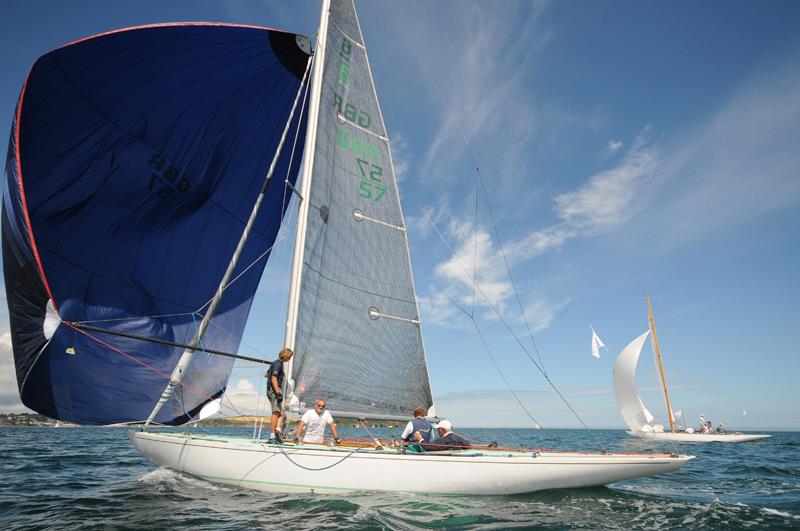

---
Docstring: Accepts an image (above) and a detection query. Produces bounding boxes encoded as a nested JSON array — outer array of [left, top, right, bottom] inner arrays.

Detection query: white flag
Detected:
[[590, 325, 606, 358]]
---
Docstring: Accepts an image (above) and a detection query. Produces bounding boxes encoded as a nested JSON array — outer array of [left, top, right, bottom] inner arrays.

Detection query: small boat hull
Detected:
[[131, 431, 693, 495], [627, 430, 770, 443]]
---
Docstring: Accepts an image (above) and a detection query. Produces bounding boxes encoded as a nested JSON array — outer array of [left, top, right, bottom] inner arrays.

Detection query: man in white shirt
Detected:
[[295, 398, 341, 444]]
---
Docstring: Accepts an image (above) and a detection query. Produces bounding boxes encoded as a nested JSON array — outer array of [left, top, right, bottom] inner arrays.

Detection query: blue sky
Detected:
[[1, 1, 798, 430]]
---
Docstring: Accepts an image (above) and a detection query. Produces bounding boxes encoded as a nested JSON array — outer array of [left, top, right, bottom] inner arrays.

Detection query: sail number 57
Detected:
[[356, 158, 386, 202]]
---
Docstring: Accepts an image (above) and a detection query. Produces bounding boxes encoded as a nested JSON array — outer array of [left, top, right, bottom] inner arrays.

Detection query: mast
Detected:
[[283, 0, 331, 397], [647, 294, 675, 432]]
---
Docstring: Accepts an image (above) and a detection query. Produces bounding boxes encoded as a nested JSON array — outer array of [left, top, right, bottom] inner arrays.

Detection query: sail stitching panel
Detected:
[[33, 55, 293, 237]]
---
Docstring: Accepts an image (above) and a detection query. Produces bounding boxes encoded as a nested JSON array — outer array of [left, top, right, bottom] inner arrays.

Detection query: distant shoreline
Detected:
[[0, 413, 793, 431]]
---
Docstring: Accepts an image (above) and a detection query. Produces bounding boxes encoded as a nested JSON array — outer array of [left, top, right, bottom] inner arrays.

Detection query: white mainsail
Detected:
[[613, 330, 656, 431], [284, 0, 433, 418]]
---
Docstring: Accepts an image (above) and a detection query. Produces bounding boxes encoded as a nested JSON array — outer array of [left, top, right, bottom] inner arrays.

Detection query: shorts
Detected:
[[267, 389, 282, 413]]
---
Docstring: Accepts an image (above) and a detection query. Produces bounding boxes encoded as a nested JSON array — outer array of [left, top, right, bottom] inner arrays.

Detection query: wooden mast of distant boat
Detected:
[[647, 294, 676, 432]]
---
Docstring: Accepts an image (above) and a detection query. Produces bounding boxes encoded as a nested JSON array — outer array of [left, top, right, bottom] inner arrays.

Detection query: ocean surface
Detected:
[[2, 426, 798, 530]]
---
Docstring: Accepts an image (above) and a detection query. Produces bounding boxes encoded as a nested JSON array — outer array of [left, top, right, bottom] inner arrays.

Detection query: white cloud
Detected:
[[390, 131, 411, 183], [554, 129, 659, 235], [606, 139, 623, 157], [397, 1, 552, 190], [523, 297, 572, 332], [0, 331, 27, 412], [221, 377, 265, 416], [643, 55, 800, 245], [417, 134, 655, 329]]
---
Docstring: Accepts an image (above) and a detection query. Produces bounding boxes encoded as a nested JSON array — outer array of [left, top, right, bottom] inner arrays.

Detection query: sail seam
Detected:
[[303, 261, 415, 304]]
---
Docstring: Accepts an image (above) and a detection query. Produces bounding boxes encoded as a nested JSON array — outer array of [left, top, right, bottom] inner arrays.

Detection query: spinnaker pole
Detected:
[[647, 294, 675, 432], [143, 54, 312, 427]]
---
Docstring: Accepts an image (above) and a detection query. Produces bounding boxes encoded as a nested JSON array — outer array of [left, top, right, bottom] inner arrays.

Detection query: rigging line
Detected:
[[477, 168, 547, 378], [183, 312, 250, 418], [418, 202, 605, 450], [469, 315, 544, 430], [272, 443, 361, 471], [70, 312, 198, 325], [471, 168, 478, 317], [64, 322, 246, 419], [64, 322, 273, 365], [383, 1, 499, 193], [416, 200, 545, 375], [431, 274, 543, 429], [194, 63, 313, 316]]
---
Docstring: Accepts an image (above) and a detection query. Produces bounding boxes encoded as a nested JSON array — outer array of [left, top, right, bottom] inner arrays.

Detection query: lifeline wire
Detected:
[[272, 443, 361, 471]]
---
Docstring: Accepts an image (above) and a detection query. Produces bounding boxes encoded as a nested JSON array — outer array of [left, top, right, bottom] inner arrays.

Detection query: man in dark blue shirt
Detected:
[[421, 420, 470, 452], [266, 347, 293, 443]]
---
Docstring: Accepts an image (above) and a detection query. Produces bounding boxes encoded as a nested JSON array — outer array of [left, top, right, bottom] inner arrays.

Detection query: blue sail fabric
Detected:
[[2, 23, 309, 425]]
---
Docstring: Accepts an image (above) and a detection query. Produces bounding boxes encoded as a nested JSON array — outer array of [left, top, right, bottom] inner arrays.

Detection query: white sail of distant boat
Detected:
[[590, 326, 606, 359], [612, 296, 770, 443], [5, 0, 695, 494]]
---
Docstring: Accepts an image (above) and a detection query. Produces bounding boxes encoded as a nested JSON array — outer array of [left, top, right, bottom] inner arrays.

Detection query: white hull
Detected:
[[627, 430, 770, 443], [131, 431, 693, 495]]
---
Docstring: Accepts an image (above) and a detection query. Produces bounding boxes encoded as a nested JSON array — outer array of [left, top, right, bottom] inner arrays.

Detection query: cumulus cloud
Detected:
[[0, 331, 27, 412], [390, 131, 412, 183], [607, 139, 623, 154], [418, 133, 656, 328], [221, 378, 265, 416], [554, 130, 659, 234]]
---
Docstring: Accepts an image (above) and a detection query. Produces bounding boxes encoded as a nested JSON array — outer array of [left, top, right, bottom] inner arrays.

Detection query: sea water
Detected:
[[2, 426, 798, 529]]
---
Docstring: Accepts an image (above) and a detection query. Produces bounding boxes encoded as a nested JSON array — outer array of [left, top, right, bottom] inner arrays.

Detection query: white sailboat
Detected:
[[613, 296, 770, 443], [2, 0, 692, 494], [131, 0, 693, 493]]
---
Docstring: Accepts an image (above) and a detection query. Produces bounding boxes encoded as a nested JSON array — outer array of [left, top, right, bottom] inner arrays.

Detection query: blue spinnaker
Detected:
[[3, 23, 310, 425]]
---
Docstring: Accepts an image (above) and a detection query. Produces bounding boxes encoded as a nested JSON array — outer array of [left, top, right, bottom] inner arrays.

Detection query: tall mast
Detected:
[[282, 0, 331, 396], [647, 294, 675, 432]]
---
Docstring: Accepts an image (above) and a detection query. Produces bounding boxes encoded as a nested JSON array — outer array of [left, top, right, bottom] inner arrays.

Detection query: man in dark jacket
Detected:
[[266, 347, 293, 443], [421, 420, 470, 452]]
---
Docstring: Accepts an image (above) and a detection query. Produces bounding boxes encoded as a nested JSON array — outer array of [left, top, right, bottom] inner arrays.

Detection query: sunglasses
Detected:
[[316, 404, 326, 409]]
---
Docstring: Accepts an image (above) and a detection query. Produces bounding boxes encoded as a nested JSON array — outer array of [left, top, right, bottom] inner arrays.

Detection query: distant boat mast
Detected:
[[647, 294, 676, 432]]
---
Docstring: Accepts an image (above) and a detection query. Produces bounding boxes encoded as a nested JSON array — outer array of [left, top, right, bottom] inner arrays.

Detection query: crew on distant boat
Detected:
[[294, 398, 341, 444], [401, 407, 433, 444], [266, 348, 294, 444], [699, 415, 710, 434], [717, 423, 726, 434], [421, 420, 470, 452]]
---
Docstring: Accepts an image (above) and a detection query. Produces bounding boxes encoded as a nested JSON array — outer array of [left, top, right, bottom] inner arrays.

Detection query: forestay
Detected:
[[3, 24, 310, 425], [287, 0, 433, 417]]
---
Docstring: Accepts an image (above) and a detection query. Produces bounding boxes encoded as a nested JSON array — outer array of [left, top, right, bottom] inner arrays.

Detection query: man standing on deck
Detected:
[[295, 398, 341, 444], [266, 347, 293, 443]]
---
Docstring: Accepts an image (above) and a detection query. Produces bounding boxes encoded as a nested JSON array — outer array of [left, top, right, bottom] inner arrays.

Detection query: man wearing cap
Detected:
[[421, 419, 470, 452]]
